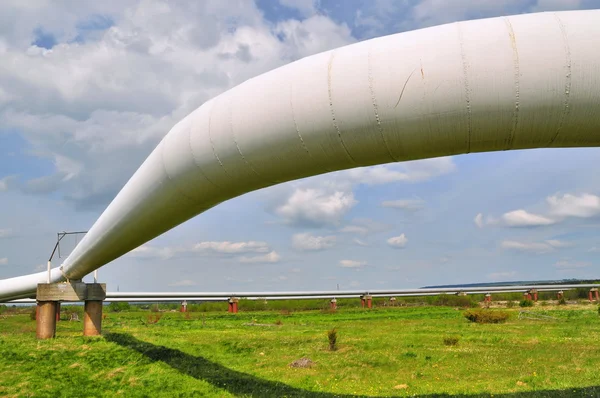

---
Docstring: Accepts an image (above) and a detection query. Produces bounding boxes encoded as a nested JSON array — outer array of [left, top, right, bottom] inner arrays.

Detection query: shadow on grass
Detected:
[[105, 333, 600, 398]]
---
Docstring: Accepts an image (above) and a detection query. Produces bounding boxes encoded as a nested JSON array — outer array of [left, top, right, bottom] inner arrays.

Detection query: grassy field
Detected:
[[1, 304, 600, 397]]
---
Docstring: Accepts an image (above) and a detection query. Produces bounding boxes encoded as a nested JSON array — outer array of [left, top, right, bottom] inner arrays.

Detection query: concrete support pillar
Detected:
[[360, 296, 366, 308], [228, 297, 238, 314], [485, 294, 492, 303], [390, 297, 397, 306], [557, 291, 563, 300], [180, 300, 188, 313], [37, 282, 106, 339], [529, 290, 538, 302], [330, 298, 337, 310], [596, 290, 599, 301], [36, 301, 57, 339], [366, 295, 373, 309], [524, 292, 531, 301], [590, 288, 599, 302], [83, 300, 103, 336]]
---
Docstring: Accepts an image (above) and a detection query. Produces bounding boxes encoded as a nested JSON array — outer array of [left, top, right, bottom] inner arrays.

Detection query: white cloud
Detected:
[[128, 244, 177, 260], [278, 0, 318, 16], [275, 15, 354, 59], [0, 228, 12, 238], [339, 260, 367, 268], [292, 233, 336, 251], [276, 189, 357, 227], [353, 238, 369, 247], [339, 218, 392, 236], [502, 210, 556, 227], [0, 258, 7, 265], [0, 1, 355, 210], [193, 241, 269, 254], [381, 199, 425, 211], [478, 193, 600, 230], [346, 157, 456, 185], [387, 234, 408, 249], [0, 176, 13, 192], [531, 0, 584, 12], [239, 251, 281, 264], [547, 193, 600, 219], [487, 271, 517, 281], [554, 260, 591, 270], [168, 279, 198, 287], [545, 240, 573, 248], [474, 213, 484, 228], [411, 0, 522, 27], [500, 239, 570, 254], [339, 225, 369, 235], [129, 240, 272, 259]]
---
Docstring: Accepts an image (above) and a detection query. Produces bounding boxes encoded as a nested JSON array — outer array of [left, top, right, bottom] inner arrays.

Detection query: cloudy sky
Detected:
[[1, 0, 600, 292]]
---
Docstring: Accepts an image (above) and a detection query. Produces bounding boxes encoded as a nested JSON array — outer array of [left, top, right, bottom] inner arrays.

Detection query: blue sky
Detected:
[[1, 0, 600, 292]]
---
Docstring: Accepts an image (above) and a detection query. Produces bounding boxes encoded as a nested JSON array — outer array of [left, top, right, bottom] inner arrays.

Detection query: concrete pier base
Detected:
[[36, 301, 57, 339], [228, 297, 239, 313], [36, 282, 106, 339], [83, 300, 103, 336]]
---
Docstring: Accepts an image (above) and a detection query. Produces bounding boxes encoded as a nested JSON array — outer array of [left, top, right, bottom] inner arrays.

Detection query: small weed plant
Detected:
[[464, 309, 510, 324], [146, 313, 162, 324], [558, 297, 567, 306], [443, 336, 460, 346], [519, 299, 534, 308], [327, 327, 338, 351]]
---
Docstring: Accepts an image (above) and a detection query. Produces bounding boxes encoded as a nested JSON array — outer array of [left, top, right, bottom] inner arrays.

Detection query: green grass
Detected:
[[1, 305, 600, 397]]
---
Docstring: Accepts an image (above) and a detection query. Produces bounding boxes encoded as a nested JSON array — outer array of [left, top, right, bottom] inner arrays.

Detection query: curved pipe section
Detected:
[[2, 10, 600, 300]]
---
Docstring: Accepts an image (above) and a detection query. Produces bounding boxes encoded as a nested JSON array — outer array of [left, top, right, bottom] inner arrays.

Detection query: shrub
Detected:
[[443, 336, 459, 346], [464, 309, 510, 324], [63, 306, 83, 321], [327, 328, 338, 351], [30, 307, 37, 321], [519, 299, 534, 308], [431, 295, 477, 308], [108, 302, 130, 313], [558, 297, 567, 306], [146, 313, 162, 324], [274, 319, 283, 325], [506, 301, 515, 308]]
